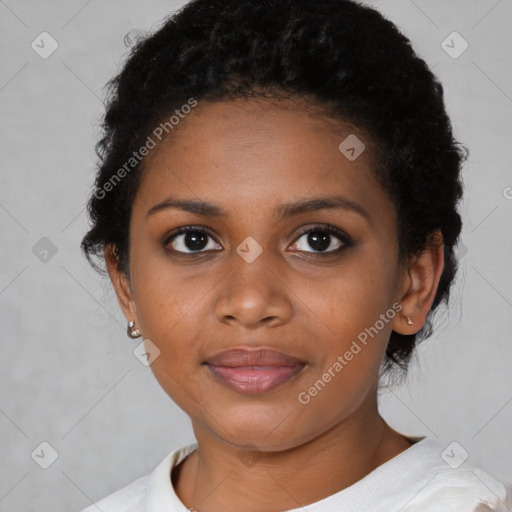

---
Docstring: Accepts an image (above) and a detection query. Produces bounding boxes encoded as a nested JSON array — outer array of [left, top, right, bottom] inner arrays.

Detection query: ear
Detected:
[[392, 230, 444, 334], [105, 245, 138, 325]]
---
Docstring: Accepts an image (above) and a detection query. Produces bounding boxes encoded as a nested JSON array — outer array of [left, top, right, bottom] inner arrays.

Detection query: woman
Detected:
[[80, 0, 510, 510]]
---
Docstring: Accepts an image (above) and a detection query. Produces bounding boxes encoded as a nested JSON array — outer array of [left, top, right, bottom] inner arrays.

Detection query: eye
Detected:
[[291, 225, 352, 254], [163, 224, 351, 256], [164, 226, 222, 254]]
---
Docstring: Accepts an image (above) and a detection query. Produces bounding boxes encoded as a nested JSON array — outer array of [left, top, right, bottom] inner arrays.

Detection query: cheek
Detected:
[[294, 256, 398, 388], [298, 256, 398, 334], [130, 246, 214, 338]]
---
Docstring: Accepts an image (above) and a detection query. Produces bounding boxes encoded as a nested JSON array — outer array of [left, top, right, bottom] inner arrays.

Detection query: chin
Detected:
[[205, 405, 310, 452]]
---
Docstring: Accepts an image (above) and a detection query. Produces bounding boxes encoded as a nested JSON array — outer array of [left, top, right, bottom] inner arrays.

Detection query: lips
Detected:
[[204, 348, 306, 395], [205, 348, 304, 367]]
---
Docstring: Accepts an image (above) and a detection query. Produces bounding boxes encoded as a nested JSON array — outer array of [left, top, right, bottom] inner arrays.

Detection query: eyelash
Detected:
[[162, 224, 353, 257]]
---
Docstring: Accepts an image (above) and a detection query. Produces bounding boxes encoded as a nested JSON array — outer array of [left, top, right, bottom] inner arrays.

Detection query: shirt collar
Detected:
[[145, 442, 198, 512]]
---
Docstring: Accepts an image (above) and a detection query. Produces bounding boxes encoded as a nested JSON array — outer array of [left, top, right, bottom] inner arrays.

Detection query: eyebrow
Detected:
[[146, 194, 371, 223]]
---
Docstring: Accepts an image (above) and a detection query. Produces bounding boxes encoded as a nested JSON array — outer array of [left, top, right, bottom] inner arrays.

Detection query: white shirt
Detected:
[[81, 437, 511, 511]]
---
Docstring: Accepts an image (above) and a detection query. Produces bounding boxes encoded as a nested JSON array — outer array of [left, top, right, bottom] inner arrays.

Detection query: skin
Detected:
[[107, 98, 444, 512]]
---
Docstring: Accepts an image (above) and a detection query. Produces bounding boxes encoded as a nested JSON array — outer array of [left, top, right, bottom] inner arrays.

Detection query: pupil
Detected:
[[186, 232, 208, 251], [308, 232, 330, 252]]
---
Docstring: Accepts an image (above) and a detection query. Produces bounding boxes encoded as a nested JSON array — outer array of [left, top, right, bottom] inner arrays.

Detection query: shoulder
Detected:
[[402, 467, 511, 511], [79, 474, 148, 512], [79, 443, 198, 512], [397, 438, 511, 511]]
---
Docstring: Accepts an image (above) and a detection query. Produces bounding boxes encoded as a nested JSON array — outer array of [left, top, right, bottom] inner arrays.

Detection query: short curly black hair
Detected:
[[81, 0, 467, 380]]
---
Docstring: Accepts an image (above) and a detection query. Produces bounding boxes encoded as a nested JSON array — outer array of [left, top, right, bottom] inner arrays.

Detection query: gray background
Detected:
[[1, 0, 511, 510]]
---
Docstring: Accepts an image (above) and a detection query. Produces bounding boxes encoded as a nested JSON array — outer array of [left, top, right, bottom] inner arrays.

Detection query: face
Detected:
[[111, 98, 417, 451]]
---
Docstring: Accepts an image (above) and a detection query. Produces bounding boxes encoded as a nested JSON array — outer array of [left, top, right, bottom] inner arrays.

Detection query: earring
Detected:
[[127, 320, 141, 339], [407, 317, 414, 325]]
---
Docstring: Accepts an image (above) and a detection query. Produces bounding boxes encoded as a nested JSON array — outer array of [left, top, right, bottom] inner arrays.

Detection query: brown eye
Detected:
[[292, 225, 352, 254], [165, 227, 222, 254]]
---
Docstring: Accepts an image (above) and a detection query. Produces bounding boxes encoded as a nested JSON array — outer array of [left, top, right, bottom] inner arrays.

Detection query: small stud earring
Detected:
[[407, 317, 414, 325], [127, 320, 141, 339]]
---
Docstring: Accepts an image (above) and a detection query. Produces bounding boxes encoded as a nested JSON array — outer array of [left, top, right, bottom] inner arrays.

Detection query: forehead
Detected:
[[134, 98, 391, 223]]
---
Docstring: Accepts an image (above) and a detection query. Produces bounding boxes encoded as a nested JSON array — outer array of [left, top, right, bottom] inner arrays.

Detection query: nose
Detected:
[[214, 250, 294, 330]]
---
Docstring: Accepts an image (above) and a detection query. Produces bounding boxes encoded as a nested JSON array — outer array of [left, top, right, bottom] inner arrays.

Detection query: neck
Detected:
[[173, 394, 412, 512]]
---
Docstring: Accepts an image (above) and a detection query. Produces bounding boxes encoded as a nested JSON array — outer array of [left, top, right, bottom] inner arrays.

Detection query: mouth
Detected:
[[203, 347, 306, 395]]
